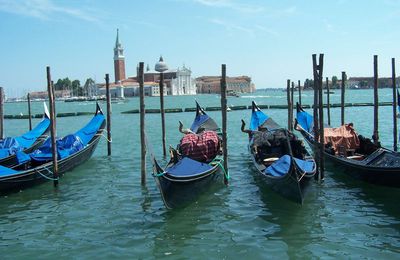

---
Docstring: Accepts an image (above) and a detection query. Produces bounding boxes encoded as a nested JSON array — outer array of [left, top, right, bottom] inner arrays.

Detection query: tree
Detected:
[[332, 76, 338, 88], [71, 79, 81, 96], [83, 78, 96, 97]]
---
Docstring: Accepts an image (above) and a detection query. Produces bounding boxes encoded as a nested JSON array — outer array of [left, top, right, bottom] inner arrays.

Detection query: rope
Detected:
[[35, 166, 59, 181], [96, 131, 112, 143], [209, 158, 230, 180]]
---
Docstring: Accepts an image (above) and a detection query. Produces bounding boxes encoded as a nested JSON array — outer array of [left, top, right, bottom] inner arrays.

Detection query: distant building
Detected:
[[196, 76, 255, 94], [96, 30, 196, 97]]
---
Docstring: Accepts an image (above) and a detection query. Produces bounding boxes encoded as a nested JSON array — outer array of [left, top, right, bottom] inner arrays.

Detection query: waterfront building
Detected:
[[196, 76, 255, 94]]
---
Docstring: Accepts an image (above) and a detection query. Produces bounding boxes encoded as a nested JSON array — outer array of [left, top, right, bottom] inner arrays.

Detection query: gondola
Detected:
[[0, 103, 51, 168], [0, 103, 106, 194], [296, 102, 400, 187], [243, 101, 316, 204], [150, 101, 227, 209]]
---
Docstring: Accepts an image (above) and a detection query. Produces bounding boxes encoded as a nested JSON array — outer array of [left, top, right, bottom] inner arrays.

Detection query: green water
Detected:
[[1, 89, 400, 258]]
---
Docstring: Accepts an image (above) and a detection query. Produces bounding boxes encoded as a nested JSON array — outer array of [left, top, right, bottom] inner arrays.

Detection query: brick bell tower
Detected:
[[114, 29, 126, 83]]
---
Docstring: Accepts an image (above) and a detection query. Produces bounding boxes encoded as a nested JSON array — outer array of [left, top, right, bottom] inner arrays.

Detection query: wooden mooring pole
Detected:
[[221, 64, 229, 185], [317, 54, 325, 181], [27, 93, 32, 130], [290, 81, 294, 131], [139, 62, 146, 185], [341, 71, 346, 126], [0, 87, 3, 139], [46, 66, 58, 187], [298, 80, 302, 106], [287, 79, 291, 130], [155, 56, 168, 157], [105, 74, 112, 156], [392, 58, 397, 152], [326, 77, 331, 126], [373, 55, 380, 145]]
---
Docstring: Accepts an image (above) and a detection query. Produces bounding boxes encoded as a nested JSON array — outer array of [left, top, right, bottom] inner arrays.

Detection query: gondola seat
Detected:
[[165, 157, 213, 178], [264, 155, 291, 177]]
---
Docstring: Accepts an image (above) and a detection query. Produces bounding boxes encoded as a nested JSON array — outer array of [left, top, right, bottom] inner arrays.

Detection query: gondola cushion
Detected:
[[165, 157, 213, 178], [264, 155, 291, 177], [30, 134, 84, 161], [179, 131, 219, 162], [0, 137, 22, 158], [293, 158, 314, 174]]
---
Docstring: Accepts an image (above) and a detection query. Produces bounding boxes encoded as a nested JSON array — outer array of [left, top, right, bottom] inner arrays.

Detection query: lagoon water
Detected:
[[1, 89, 400, 258]]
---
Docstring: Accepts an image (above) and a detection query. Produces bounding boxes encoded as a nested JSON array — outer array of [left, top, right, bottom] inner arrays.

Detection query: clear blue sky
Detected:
[[0, 0, 399, 97]]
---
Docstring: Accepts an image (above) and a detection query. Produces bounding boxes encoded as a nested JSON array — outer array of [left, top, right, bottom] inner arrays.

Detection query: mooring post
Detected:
[[139, 62, 146, 185], [373, 55, 380, 145], [46, 66, 58, 187], [27, 93, 32, 130], [317, 54, 325, 181], [0, 87, 3, 139], [105, 74, 112, 156], [287, 79, 291, 130], [291, 81, 294, 131], [392, 58, 397, 151], [341, 72, 346, 126], [155, 56, 168, 157], [221, 64, 229, 185], [312, 54, 320, 181], [298, 80, 302, 106], [326, 77, 331, 126]]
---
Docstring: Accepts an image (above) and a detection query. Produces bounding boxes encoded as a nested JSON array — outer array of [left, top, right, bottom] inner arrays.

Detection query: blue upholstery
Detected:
[[166, 157, 213, 178], [294, 158, 315, 174], [264, 155, 291, 177]]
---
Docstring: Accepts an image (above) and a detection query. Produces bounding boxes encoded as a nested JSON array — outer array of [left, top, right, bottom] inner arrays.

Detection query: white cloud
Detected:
[[0, 0, 100, 23]]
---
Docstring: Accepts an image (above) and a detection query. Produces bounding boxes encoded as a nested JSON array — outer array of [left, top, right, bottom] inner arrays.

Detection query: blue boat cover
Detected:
[[30, 113, 105, 162], [0, 117, 50, 160], [166, 157, 213, 178], [14, 117, 50, 148], [16, 151, 31, 164], [264, 154, 291, 177], [293, 157, 315, 174], [297, 110, 314, 133], [250, 110, 269, 131], [0, 164, 19, 177]]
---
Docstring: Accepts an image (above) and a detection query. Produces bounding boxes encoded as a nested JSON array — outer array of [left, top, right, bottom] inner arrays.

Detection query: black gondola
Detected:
[[0, 103, 106, 194], [243, 101, 316, 204], [150, 101, 227, 209], [0, 103, 51, 168], [296, 102, 400, 187]]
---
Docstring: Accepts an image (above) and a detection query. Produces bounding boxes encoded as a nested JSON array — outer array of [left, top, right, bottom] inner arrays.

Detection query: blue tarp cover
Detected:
[[14, 117, 50, 148], [297, 110, 314, 133], [264, 155, 291, 177], [294, 157, 315, 174], [190, 114, 210, 133], [250, 110, 269, 131], [166, 157, 213, 178], [0, 164, 19, 177], [30, 113, 105, 162]]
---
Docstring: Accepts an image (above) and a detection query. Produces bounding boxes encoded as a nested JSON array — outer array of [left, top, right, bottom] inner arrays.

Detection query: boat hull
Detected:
[[154, 165, 223, 209]]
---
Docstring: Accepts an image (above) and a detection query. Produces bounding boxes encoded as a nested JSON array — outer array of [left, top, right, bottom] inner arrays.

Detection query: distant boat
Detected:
[[227, 90, 240, 97]]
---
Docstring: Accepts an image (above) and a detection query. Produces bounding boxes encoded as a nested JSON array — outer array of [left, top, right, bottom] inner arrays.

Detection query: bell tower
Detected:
[[114, 29, 126, 83]]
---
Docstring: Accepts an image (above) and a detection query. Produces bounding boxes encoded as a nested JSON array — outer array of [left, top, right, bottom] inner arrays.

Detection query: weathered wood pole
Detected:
[[0, 87, 3, 139], [139, 62, 146, 185], [286, 79, 291, 130], [105, 74, 112, 156], [317, 54, 325, 181], [312, 54, 320, 181], [221, 64, 229, 185], [341, 71, 346, 126], [46, 66, 58, 187], [392, 58, 397, 151], [290, 81, 294, 131], [326, 77, 331, 126], [298, 80, 302, 106], [27, 93, 32, 130], [154, 56, 169, 157], [373, 55, 380, 145]]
